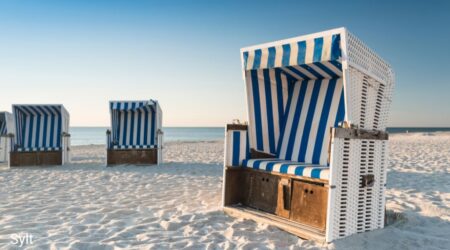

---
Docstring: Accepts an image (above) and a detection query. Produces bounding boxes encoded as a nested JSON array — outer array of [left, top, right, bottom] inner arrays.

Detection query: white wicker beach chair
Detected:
[[106, 100, 163, 165], [223, 27, 394, 242], [10, 105, 71, 166]]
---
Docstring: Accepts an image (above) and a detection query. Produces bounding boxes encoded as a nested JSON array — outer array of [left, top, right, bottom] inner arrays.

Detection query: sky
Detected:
[[0, 0, 449, 127]]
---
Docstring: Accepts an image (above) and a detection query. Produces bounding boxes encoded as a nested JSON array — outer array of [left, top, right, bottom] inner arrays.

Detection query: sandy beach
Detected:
[[0, 133, 449, 249]]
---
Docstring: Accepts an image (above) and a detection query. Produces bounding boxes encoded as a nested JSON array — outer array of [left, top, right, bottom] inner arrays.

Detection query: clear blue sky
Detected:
[[0, 0, 449, 127]]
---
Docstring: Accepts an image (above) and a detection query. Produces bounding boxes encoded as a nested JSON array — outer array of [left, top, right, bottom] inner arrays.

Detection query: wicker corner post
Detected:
[[222, 28, 394, 242]]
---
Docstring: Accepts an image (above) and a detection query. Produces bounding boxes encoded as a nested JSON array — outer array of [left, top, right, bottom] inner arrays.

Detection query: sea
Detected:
[[69, 127, 450, 146]]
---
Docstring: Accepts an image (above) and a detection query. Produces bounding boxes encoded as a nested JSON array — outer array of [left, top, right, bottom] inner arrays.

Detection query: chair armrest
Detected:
[[224, 124, 249, 167]]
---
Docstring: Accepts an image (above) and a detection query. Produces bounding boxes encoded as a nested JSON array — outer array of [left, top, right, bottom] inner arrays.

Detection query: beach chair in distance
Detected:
[[0, 112, 15, 165], [223, 28, 395, 242], [106, 100, 163, 165], [10, 105, 71, 166]]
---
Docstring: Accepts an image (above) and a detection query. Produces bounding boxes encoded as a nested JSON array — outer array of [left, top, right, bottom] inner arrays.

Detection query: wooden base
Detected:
[[224, 205, 325, 243], [10, 151, 62, 166], [107, 148, 158, 165], [223, 167, 329, 240]]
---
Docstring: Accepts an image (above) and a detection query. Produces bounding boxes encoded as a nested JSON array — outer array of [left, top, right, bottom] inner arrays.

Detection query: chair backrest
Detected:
[[13, 105, 68, 151], [110, 101, 158, 148], [276, 78, 345, 165]]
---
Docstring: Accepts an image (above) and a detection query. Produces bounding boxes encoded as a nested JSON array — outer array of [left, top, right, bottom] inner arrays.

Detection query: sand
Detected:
[[0, 134, 449, 249]]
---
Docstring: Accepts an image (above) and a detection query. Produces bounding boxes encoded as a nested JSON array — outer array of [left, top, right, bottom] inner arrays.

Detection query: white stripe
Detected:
[[133, 111, 138, 145], [303, 167, 313, 178], [257, 70, 269, 152], [31, 116, 37, 148], [246, 72, 257, 151], [305, 79, 328, 163], [292, 65, 316, 79], [291, 80, 314, 161], [38, 115, 44, 148], [24, 117, 30, 148], [321, 35, 332, 61], [247, 50, 255, 70], [119, 112, 124, 145], [147, 110, 152, 145], [269, 70, 280, 149], [289, 42, 298, 66], [274, 45, 283, 68], [320, 169, 330, 180], [282, 67, 305, 81], [278, 82, 301, 159], [260, 47, 269, 69], [320, 79, 343, 165], [281, 73, 289, 110], [239, 131, 247, 165], [126, 111, 132, 145], [305, 39, 315, 64], [321, 61, 343, 77], [53, 114, 58, 147], [46, 116, 51, 148], [309, 64, 332, 79], [140, 110, 145, 146]]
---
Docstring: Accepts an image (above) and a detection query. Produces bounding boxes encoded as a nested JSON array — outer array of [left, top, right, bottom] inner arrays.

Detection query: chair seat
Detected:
[[242, 158, 330, 181], [112, 145, 156, 150]]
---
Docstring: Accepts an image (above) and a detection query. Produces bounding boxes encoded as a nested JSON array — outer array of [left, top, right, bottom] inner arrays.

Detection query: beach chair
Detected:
[[223, 28, 394, 242], [106, 100, 163, 165], [0, 112, 15, 165], [10, 105, 71, 166]]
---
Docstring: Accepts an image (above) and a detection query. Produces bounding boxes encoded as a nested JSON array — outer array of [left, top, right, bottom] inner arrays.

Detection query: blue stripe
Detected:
[[285, 66, 310, 80], [129, 103, 136, 145], [49, 110, 55, 148], [298, 79, 323, 162], [294, 166, 305, 176], [267, 47, 276, 68], [311, 168, 322, 179], [329, 60, 342, 70], [275, 69, 285, 130], [151, 109, 156, 145], [263, 69, 275, 154], [25, 108, 34, 149], [122, 103, 129, 144], [136, 109, 142, 145], [334, 90, 346, 126], [313, 37, 324, 62], [284, 81, 308, 160], [282, 44, 291, 66], [243, 51, 249, 69], [250, 70, 264, 151], [279, 164, 290, 174], [56, 107, 62, 147], [29, 106, 41, 149], [312, 79, 337, 164], [331, 34, 341, 60], [41, 107, 50, 147], [232, 131, 240, 166], [253, 49, 262, 70], [297, 41, 306, 65], [299, 65, 322, 79], [143, 109, 149, 145], [314, 62, 339, 78]]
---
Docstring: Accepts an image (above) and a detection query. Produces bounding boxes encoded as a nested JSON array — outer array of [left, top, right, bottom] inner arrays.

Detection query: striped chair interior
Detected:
[[109, 100, 158, 150], [240, 31, 346, 180], [0, 113, 7, 136], [13, 105, 66, 152]]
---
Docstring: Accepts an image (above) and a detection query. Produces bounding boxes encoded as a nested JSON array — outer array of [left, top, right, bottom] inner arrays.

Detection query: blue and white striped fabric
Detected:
[[225, 129, 249, 167], [13, 105, 64, 152], [246, 68, 292, 155], [110, 101, 157, 149], [0, 113, 6, 136], [277, 78, 345, 165], [243, 159, 330, 180], [243, 34, 341, 73]]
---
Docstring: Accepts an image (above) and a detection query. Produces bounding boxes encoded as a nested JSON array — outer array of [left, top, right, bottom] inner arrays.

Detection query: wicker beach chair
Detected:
[[9, 105, 71, 166], [106, 100, 163, 165], [223, 28, 394, 242], [0, 112, 15, 164]]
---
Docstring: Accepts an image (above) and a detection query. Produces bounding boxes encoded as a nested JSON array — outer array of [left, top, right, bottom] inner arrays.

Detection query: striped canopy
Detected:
[[243, 29, 345, 165], [109, 100, 159, 149], [13, 105, 69, 152]]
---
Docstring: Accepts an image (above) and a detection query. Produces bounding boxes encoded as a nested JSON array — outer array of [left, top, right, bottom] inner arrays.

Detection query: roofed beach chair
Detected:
[[10, 105, 71, 166], [106, 100, 163, 165], [223, 28, 395, 242], [0, 112, 15, 165]]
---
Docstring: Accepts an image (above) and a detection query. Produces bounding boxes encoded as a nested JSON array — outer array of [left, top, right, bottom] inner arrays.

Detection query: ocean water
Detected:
[[69, 127, 450, 146], [70, 127, 225, 146]]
